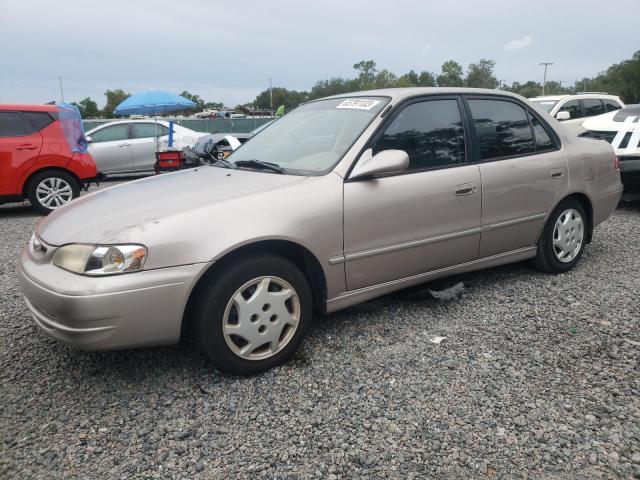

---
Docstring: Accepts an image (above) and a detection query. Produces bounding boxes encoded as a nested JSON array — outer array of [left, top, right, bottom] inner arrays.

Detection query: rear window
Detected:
[[0, 111, 33, 137], [22, 111, 55, 132]]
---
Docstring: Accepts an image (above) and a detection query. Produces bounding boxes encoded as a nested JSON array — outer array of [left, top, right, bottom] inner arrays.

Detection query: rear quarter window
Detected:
[[22, 111, 55, 132]]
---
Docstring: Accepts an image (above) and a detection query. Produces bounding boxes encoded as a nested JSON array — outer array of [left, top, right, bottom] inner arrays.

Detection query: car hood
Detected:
[[582, 111, 618, 131], [37, 167, 307, 246]]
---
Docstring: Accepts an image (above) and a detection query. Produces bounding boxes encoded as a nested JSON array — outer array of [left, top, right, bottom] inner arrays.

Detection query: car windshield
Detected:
[[228, 97, 388, 175], [530, 99, 558, 113]]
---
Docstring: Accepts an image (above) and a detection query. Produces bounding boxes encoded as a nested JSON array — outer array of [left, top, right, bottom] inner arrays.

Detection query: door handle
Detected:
[[550, 168, 564, 178], [118, 144, 131, 147], [16, 144, 38, 150], [455, 183, 477, 196]]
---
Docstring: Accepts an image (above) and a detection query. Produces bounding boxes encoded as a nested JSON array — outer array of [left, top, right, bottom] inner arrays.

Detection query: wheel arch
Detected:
[[545, 191, 594, 243], [21, 166, 82, 196], [181, 239, 328, 338]]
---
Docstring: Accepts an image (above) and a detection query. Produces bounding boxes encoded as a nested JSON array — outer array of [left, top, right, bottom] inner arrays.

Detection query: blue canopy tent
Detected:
[[113, 91, 196, 147]]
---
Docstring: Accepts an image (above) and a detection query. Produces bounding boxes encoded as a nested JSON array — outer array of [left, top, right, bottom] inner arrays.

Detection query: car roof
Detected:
[[530, 93, 620, 101], [321, 87, 527, 103], [0, 104, 59, 112], [530, 95, 568, 101]]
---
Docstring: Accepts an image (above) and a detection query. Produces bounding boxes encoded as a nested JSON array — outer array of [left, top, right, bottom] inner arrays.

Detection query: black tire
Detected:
[[534, 197, 588, 273], [192, 254, 313, 375], [26, 170, 80, 215]]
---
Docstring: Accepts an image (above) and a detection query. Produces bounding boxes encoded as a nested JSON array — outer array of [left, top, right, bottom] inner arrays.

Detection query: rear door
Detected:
[[0, 111, 43, 195], [87, 123, 133, 174], [464, 96, 568, 257], [343, 96, 481, 290], [130, 123, 169, 171]]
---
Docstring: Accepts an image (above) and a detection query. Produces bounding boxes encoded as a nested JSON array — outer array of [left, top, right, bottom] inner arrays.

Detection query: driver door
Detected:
[[343, 97, 481, 290]]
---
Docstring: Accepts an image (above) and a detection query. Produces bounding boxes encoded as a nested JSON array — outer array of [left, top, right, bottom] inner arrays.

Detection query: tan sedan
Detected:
[[19, 88, 623, 374]]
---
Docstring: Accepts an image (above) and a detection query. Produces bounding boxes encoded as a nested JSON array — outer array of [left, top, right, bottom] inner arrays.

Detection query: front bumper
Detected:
[[18, 246, 208, 351]]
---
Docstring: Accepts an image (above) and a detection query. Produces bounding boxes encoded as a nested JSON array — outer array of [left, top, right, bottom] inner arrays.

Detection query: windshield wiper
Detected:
[[234, 159, 286, 174], [206, 153, 234, 169]]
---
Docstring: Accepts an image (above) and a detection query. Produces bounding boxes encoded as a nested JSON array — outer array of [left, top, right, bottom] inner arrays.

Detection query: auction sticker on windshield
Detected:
[[336, 99, 380, 110]]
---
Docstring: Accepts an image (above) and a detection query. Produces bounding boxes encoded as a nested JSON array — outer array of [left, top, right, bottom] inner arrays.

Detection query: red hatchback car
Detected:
[[0, 104, 97, 214]]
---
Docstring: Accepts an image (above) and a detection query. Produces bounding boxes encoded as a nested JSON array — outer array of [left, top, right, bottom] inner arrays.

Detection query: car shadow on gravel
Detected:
[[0, 203, 40, 217], [42, 260, 539, 384]]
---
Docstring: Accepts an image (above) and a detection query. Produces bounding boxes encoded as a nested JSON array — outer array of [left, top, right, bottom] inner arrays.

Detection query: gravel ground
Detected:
[[1, 184, 639, 479]]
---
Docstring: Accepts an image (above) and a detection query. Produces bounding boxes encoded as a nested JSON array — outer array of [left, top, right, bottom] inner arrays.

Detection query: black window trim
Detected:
[[0, 110, 35, 138], [346, 93, 473, 181], [461, 94, 561, 164]]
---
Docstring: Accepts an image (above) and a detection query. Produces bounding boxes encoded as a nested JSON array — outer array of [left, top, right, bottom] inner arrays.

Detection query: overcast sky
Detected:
[[1, 0, 638, 108]]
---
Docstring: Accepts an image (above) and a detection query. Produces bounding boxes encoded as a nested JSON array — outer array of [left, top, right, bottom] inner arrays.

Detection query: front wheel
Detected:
[[27, 170, 80, 215], [534, 198, 588, 273], [192, 254, 313, 375]]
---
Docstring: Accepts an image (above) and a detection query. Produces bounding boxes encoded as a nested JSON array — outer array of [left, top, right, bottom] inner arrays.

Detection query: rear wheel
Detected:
[[192, 254, 313, 375], [27, 170, 80, 215], [534, 198, 587, 273]]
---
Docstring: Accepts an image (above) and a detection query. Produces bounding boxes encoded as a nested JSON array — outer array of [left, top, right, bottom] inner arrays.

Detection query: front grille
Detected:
[[580, 130, 632, 149]]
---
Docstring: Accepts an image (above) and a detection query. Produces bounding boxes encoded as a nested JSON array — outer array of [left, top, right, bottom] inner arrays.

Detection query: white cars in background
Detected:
[[529, 93, 624, 136], [85, 120, 207, 175], [580, 104, 640, 192]]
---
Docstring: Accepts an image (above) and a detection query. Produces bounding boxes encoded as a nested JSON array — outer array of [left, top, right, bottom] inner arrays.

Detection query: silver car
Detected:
[[19, 88, 623, 375], [85, 120, 206, 175]]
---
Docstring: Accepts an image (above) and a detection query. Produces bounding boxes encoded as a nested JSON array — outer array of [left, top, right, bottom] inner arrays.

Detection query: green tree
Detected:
[[396, 70, 419, 87], [374, 69, 397, 88], [102, 89, 130, 118], [465, 59, 498, 89], [309, 77, 357, 100], [251, 87, 308, 110], [418, 71, 436, 87], [353, 60, 377, 89], [71, 97, 99, 119], [506, 81, 541, 98], [436, 60, 464, 87], [179, 90, 206, 113]]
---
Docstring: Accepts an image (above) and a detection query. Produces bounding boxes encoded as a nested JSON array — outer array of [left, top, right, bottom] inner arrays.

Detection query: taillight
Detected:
[[614, 156, 620, 170]]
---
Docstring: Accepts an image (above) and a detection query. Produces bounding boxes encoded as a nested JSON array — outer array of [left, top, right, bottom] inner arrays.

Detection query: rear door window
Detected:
[[90, 124, 130, 142], [558, 100, 582, 119], [581, 98, 605, 117], [22, 112, 55, 132], [373, 99, 466, 171], [0, 111, 33, 137], [132, 123, 169, 138], [467, 99, 535, 160]]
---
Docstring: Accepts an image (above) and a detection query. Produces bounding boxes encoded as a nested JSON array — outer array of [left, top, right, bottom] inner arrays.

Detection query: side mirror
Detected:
[[85, 135, 93, 143], [350, 148, 409, 180], [556, 111, 570, 121]]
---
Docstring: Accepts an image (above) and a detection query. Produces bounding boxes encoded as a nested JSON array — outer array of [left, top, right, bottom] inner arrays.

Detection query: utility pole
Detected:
[[58, 75, 65, 103], [269, 77, 273, 112], [539, 62, 553, 95]]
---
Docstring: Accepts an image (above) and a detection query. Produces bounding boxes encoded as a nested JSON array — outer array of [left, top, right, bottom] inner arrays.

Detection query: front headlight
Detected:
[[52, 244, 147, 276]]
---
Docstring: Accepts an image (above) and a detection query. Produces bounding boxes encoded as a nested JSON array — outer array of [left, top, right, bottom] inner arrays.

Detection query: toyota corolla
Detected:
[[18, 88, 622, 375]]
